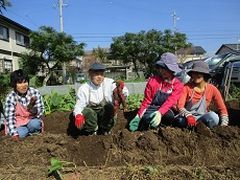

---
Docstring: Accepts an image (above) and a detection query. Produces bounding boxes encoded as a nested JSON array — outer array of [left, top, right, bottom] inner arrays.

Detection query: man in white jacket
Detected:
[[73, 62, 129, 135]]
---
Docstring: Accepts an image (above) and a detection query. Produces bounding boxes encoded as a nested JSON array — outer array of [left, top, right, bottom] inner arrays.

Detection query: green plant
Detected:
[[48, 158, 77, 180], [126, 94, 144, 111], [143, 165, 158, 175], [228, 83, 240, 101], [0, 73, 11, 102], [43, 88, 76, 115], [195, 168, 205, 180], [48, 158, 63, 179]]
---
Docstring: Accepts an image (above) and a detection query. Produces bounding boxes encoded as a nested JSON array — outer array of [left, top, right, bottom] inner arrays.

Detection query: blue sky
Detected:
[[2, 0, 240, 55]]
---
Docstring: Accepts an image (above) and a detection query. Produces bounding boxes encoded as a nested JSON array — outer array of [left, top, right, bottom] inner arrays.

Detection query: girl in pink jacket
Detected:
[[129, 53, 184, 131]]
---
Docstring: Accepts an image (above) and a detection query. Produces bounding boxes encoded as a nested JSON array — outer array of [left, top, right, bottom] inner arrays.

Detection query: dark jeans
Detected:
[[68, 103, 116, 138]]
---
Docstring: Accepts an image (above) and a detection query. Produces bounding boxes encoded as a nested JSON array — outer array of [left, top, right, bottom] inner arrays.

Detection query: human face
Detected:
[[191, 72, 205, 84], [16, 80, 29, 94], [89, 70, 105, 86], [157, 67, 174, 80]]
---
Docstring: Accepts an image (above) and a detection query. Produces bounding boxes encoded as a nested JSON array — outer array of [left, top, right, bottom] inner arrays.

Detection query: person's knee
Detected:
[[27, 119, 42, 132], [17, 127, 29, 138], [203, 112, 219, 128], [174, 116, 187, 128]]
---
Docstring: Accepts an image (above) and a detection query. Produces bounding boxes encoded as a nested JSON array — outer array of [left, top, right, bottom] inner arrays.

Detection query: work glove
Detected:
[[220, 115, 229, 126], [12, 134, 19, 141], [129, 115, 140, 132], [149, 111, 162, 128], [186, 115, 197, 128], [75, 114, 86, 129]]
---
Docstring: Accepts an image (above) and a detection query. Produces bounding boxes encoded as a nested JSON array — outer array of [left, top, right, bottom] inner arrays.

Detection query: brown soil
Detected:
[[0, 109, 240, 179]]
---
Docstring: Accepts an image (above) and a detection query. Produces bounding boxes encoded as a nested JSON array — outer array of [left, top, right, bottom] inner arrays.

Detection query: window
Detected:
[[0, 25, 9, 41], [16, 32, 29, 47], [0, 59, 4, 73], [0, 59, 12, 73], [4, 59, 13, 72]]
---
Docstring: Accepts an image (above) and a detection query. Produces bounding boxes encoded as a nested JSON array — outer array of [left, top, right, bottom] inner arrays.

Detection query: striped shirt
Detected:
[[5, 87, 44, 136]]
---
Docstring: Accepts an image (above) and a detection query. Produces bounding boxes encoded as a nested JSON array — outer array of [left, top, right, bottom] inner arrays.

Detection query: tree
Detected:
[[0, 0, 11, 14], [19, 26, 85, 85], [92, 46, 108, 63], [110, 29, 190, 78]]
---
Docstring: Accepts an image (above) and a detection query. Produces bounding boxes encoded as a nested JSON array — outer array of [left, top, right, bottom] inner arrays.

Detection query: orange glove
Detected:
[[186, 115, 197, 127], [75, 114, 85, 129]]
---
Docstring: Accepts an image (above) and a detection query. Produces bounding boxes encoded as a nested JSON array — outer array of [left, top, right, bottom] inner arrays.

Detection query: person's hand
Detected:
[[75, 114, 86, 129], [12, 134, 19, 141], [150, 111, 162, 128], [129, 115, 140, 132], [186, 115, 197, 127], [220, 115, 229, 126]]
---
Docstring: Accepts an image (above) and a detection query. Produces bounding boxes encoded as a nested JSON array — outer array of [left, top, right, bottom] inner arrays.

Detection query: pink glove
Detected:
[[75, 114, 85, 129]]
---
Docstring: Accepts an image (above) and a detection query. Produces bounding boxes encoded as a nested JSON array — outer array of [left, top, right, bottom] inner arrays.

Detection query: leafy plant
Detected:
[[48, 158, 63, 179], [43, 88, 76, 115], [48, 158, 77, 180], [126, 94, 144, 111], [228, 83, 240, 101], [0, 73, 11, 102]]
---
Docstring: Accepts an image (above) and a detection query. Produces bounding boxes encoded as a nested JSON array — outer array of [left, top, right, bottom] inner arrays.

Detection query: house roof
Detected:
[[0, 14, 30, 32], [215, 44, 240, 55], [177, 46, 206, 55]]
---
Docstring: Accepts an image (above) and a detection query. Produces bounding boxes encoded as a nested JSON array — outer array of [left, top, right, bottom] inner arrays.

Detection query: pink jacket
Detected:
[[138, 76, 184, 116]]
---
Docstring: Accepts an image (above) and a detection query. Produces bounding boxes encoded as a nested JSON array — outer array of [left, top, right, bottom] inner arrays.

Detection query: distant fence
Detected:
[[38, 82, 147, 95]]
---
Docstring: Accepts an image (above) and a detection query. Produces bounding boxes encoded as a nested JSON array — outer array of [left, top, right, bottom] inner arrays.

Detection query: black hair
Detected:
[[189, 72, 211, 82], [203, 74, 211, 82], [10, 69, 29, 89]]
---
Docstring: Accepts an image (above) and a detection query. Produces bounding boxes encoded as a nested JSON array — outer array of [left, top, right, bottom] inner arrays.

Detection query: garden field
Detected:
[[0, 104, 240, 179]]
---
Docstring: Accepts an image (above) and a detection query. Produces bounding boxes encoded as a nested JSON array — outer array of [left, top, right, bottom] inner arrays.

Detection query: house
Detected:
[[0, 15, 30, 73], [215, 44, 240, 55], [177, 46, 206, 63]]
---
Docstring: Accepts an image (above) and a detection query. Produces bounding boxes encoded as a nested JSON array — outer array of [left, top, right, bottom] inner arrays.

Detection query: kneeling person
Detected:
[[5, 69, 44, 140], [73, 62, 129, 135], [177, 61, 229, 128]]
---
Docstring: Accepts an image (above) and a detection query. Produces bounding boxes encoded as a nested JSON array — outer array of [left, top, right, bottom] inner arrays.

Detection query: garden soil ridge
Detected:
[[0, 109, 240, 179]]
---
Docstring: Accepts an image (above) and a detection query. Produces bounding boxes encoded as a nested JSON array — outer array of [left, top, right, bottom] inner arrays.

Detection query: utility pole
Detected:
[[59, 0, 64, 32], [58, 0, 67, 84], [237, 34, 240, 51], [171, 11, 180, 54], [171, 11, 180, 33]]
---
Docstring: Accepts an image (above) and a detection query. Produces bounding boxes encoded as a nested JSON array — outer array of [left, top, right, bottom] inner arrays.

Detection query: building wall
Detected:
[[0, 19, 30, 72]]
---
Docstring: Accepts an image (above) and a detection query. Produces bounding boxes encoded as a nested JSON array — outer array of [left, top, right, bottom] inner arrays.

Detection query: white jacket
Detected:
[[74, 77, 129, 115]]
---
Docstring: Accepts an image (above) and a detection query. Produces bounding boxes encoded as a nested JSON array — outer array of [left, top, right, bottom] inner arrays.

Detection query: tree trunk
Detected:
[[133, 59, 140, 78], [43, 71, 52, 86]]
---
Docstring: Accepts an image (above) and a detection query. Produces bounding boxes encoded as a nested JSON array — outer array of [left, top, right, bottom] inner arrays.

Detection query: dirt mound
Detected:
[[1, 110, 240, 179]]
